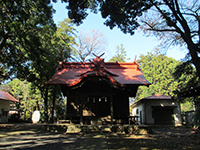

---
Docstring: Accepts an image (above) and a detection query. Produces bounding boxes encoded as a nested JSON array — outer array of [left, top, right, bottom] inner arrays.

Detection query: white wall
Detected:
[[132, 99, 182, 125], [173, 103, 182, 125], [132, 103, 144, 124], [145, 100, 182, 125], [0, 100, 10, 122]]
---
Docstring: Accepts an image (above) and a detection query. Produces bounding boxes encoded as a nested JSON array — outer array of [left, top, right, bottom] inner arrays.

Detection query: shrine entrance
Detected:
[[46, 53, 151, 125], [64, 76, 128, 125]]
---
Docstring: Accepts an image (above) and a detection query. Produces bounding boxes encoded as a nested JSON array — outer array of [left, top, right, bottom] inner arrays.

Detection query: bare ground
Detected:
[[0, 124, 200, 150], [107, 127, 200, 150]]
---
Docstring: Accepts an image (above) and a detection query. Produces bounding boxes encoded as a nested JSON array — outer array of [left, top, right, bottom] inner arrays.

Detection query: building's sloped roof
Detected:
[[0, 91, 19, 102], [141, 94, 172, 100], [46, 55, 151, 87], [131, 94, 172, 108]]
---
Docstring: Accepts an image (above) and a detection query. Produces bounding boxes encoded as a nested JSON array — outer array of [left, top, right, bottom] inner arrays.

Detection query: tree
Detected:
[[172, 58, 199, 113], [138, 0, 200, 75], [1, 1, 76, 122], [59, 0, 200, 76], [55, 18, 77, 60], [22, 18, 76, 122], [73, 29, 107, 62], [136, 52, 180, 100], [0, 0, 55, 82], [109, 44, 129, 62], [0, 79, 43, 121], [173, 60, 199, 91], [3, 17, 76, 122]]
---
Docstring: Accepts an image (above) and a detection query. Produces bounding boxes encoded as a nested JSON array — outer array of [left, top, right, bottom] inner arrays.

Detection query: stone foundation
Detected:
[[44, 124, 152, 134]]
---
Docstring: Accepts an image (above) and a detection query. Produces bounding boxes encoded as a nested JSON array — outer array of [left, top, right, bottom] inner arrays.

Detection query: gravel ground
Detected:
[[0, 124, 200, 150], [107, 127, 200, 150]]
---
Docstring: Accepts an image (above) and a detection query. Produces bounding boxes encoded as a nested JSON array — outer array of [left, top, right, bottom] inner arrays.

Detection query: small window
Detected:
[[136, 109, 139, 114]]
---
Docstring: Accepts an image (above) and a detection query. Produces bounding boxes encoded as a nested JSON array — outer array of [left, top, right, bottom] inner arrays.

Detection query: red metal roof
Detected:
[[141, 94, 172, 100], [0, 91, 19, 102], [46, 55, 151, 87]]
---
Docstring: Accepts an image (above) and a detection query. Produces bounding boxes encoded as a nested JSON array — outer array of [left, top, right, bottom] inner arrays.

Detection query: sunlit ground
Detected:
[[0, 124, 199, 150], [107, 128, 200, 150]]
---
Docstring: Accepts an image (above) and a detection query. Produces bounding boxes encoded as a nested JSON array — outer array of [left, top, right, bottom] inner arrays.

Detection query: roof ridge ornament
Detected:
[[92, 53, 105, 58], [90, 53, 105, 70], [77, 53, 118, 77]]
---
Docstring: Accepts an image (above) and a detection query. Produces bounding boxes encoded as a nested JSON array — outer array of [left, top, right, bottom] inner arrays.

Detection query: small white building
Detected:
[[132, 94, 182, 126], [0, 91, 19, 123]]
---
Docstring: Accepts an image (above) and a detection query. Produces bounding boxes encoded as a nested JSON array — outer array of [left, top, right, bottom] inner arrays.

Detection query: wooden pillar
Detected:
[[65, 96, 68, 120], [80, 95, 83, 125], [110, 94, 113, 125]]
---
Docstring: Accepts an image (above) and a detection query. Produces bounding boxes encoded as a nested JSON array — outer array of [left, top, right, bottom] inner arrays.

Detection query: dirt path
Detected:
[[0, 123, 107, 150], [0, 124, 82, 150], [107, 127, 200, 150], [0, 124, 200, 150]]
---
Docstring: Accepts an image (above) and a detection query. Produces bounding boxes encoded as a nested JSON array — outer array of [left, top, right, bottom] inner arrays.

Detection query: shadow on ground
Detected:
[[107, 127, 200, 150], [0, 123, 107, 150], [0, 124, 200, 150]]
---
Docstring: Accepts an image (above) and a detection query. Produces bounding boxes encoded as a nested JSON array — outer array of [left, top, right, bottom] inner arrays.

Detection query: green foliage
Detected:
[[1, 1, 76, 122], [0, 66, 9, 84], [109, 44, 129, 62], [60, 0, 200, 77], [173, 60, 199, 92], [1, 14, 76, 122], [54, 18, 77, 59], [1, 79, 66, 121], [25, 18, 76, 92], [20, 111, 31, 121], [55, 96, 66, 118], [65, 0, 153, 35], [136, 52, 180, 99], [181, 101, 194, 113], [0, 0, 56, 82], [0, 79, 42, 120]]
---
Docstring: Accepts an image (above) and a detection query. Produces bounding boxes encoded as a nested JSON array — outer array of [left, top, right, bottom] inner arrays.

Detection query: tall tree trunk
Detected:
[[44, 86, 49, 123], [51, 86, 56, 123], [187, 42, 200, 76]]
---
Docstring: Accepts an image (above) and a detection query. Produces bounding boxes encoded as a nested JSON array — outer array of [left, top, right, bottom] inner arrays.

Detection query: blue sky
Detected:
[[52, 1, 186, 62]]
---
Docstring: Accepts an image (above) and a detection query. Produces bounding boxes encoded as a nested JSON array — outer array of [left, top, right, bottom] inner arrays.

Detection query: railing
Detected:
[[128, 116, 139, 125]]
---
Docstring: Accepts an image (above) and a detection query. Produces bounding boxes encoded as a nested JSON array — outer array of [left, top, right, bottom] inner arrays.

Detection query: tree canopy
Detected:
[[136, 52, 180, 99], [60, 0, 200, 77], [109, 44, 129, 62], [1, 2, 77, 121], [0, 0, 55, 82], [0, 79, 66, 121]]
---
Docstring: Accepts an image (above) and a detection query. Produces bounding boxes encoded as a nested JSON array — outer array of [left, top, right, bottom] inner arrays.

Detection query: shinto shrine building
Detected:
[[46, 54, 150, 125]]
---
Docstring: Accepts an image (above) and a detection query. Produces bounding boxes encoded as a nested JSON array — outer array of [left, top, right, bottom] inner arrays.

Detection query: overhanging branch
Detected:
[[142, 20, 176, 32], [147, 28, 177, 32]]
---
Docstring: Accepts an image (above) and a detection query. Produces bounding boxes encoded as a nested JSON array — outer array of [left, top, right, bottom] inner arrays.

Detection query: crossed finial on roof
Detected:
[[78, 53, 118, 77], [89, 53, 105, 70], [92, 53, 105, 58]]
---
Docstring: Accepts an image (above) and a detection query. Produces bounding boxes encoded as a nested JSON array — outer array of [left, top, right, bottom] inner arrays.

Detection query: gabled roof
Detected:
[[141, 94, 172, 100], [0, 91, 19, 102], [131, 94, 172, 107], [46, 54, 151, 88]]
